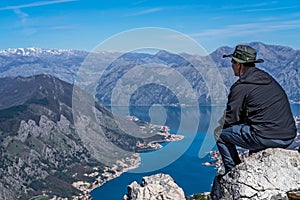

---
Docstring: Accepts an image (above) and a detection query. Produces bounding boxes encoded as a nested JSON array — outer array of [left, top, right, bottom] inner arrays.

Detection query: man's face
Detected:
[[231, 59, 240, 76]]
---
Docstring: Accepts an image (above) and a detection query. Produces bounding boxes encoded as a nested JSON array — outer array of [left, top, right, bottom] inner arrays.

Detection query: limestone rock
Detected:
[[124, 173, 186, 200], [211, 148, 300, 200]]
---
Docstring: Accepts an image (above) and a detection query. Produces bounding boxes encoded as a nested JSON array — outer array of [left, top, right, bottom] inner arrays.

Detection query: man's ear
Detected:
[[237, 62, 242, 69]]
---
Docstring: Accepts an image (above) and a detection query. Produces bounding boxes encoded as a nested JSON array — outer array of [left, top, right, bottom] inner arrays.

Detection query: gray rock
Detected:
[[0, 182, 17, 200], [211, 148, 300, 200], [124, 173, 186, 200]]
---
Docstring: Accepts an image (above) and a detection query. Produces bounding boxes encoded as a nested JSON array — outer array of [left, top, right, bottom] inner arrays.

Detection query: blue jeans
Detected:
[[214, 124, 294, 173]]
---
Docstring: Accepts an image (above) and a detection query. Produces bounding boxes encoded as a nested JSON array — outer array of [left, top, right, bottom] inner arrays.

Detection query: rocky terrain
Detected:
[[211, 148, 300, 200], [124, 148, 300, 200], [0, 75, 182, 199], [123, 173, 186, 200]]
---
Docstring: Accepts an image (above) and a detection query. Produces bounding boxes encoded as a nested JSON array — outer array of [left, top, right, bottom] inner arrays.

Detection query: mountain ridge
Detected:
[[1, 42, 299, 105], [0, 47, 86, 56]]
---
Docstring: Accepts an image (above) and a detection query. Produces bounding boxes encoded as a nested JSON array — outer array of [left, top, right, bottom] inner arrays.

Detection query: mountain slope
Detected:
[[0, 75, 99, 199], [95, 50, 210, 106], [0, 75, 172, 199]]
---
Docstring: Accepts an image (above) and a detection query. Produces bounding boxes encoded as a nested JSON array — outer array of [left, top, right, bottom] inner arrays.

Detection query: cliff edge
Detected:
[[211, 148, 300, 200], [123, 148, 300, 200]]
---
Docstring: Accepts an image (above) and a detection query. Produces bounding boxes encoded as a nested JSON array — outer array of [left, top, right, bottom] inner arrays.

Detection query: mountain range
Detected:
[[1, 42, 299, 106]]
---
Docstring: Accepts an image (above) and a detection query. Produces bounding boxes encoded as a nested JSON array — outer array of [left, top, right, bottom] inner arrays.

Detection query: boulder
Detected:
[[211, 148, 300, 200], [124, 173, 186, 200]]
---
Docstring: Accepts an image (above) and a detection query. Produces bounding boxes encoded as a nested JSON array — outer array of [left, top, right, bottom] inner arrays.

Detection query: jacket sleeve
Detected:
[[219, 84, 247, 128]]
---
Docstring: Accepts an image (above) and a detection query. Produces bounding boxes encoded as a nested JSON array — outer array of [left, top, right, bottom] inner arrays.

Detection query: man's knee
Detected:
[[214, 126, 223, 141]]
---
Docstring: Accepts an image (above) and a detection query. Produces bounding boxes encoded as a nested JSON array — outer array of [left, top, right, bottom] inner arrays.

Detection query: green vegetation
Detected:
[[192, 194, 210, 200], [6, 140, 29, 157], [26, 136, 45, 154], [0, 105, 27, 119], [45, 174, 79, 197], [29, 180, 46, 191], [27, 98, 49, 106]]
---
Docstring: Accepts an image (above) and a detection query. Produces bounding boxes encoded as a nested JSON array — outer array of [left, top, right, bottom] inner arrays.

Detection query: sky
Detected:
[[1, 0, 300, 53]]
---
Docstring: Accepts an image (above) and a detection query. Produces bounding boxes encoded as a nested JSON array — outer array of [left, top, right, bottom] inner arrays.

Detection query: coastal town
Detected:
[[71, 154, 141, 200], [70, 116, 184, 200], [127, 116, 184, 152], [135, 125, 184, 151]]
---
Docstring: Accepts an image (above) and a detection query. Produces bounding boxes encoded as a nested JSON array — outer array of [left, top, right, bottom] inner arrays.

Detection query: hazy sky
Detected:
[[1, 0, 300, 53]]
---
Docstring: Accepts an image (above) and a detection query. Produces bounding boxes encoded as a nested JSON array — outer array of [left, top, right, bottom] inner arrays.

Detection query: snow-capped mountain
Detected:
[[0, 47, 84, 56], [0, 47, 89, 83]]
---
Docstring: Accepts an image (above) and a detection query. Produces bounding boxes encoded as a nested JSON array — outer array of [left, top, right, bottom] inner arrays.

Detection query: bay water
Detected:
[[91, 105, 300, 199]]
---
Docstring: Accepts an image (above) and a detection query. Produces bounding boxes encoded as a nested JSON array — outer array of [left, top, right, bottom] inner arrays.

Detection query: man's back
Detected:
[[235, 67, 296, 140]]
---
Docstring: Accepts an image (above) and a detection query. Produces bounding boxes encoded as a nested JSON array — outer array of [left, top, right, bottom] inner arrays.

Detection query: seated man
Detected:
[[214, 44, 296, 173]]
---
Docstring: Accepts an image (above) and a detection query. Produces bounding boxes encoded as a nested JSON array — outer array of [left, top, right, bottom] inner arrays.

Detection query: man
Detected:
[[214, 44, 296, 173]]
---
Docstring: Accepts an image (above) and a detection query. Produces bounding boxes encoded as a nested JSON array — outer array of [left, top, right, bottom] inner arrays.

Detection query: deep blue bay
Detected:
[[91, 105, 300, 199], [91, 133, 217, 199]]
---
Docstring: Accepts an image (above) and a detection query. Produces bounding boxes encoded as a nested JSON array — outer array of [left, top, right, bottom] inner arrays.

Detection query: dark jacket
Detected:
[[220, 67, 296, 140]]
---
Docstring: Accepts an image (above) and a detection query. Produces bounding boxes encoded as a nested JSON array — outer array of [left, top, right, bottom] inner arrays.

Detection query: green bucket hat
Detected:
[[223, 45, 264, 63]]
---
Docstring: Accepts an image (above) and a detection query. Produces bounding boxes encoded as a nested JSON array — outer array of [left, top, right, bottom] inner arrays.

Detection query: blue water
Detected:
[[91, 106, 218, 199], [91, 133, 216, 199], [91, 105, 300, 200]]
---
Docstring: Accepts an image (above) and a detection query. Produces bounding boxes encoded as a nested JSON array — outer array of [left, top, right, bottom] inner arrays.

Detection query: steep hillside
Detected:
[[0, 75, 175, 199]]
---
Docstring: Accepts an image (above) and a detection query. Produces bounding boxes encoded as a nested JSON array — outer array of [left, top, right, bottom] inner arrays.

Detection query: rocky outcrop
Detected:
[[124, 173, 185, 200], [211, 148, 300, 200]]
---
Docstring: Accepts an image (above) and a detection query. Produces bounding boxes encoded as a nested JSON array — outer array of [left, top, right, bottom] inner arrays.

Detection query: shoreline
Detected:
[[71, 153, 141, 200], [71, 124, 184, 200]]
